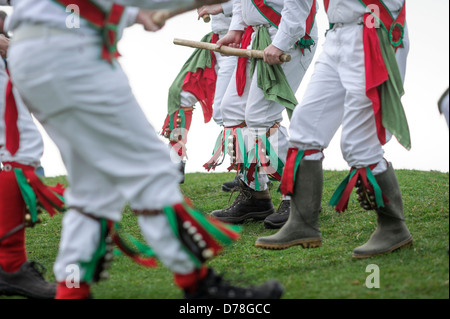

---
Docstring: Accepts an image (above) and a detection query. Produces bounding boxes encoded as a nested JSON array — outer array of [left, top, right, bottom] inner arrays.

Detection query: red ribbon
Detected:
[[236, 26, 254, 97], [363, 13, 389, 146], [280, 149, 321, 196], [324, 0, 330, 12], [22, 169, 65, 217], [181, 33, 219, 123], [4, 77, 20, 156], [335, 164, 377, 213]]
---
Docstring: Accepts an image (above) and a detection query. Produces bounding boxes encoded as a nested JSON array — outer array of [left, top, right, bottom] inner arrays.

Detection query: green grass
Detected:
[[2, 170, 448, 299]]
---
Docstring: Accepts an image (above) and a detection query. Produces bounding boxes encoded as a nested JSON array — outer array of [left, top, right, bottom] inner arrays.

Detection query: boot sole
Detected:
[[255, 238, 322, 250], [266, 280, 285, 299], [352, 236, 414, 259], [0, 283, 54, 299], [212, 209, 276, 224]]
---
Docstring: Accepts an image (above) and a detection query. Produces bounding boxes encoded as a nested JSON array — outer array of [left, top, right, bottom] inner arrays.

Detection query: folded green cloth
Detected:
[[378, 28, 411, 150], [250, 27, 298, 119]]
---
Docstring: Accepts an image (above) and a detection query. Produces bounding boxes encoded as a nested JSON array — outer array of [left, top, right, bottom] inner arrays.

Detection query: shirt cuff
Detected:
[[272, 30, 298, 52], [124, 7, 140, 27]]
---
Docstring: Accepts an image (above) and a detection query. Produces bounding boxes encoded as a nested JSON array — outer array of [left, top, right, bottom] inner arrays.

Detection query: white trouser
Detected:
[[53, 210, 196, 282], [289, 23, 409, 174], [220, 26, 316, 190], [0, 67, 44, 166], [179, 34, 238, 126], [221, 26, 316, 129], [8, 30, 197, 278]]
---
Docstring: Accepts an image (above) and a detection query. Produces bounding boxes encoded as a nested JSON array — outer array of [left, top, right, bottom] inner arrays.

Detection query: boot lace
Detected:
[[227, 186, 252, 209], [27, 261, 48, 282]]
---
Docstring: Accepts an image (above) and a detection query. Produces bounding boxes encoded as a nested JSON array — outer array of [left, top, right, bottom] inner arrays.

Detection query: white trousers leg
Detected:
[[290, 24, 409, 171], [9, 34, 183, 217], [9, 33, 197, 279], [220, 27, 315, 190], [138, 215, 196, 275], [212, 53, 238, 126], [0, 72, 44, 166], [53, 209, 101, 283]]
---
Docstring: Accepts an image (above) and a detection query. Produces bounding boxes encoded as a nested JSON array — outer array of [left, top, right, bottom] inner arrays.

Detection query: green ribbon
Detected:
[[235, 128, 247, 172], [80, 219, 108, 283], [14, 169, 38, 223], [329, 169, 357, 207], [365, 167, 385, 208], [377, 28, 411, 150]]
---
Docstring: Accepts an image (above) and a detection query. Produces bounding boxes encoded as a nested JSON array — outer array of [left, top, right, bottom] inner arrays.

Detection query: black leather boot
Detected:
[[211, 180, 275, 224], [184, 268, 284, 299], [263, 200, 290, 229], [0, 261, 56, 299]]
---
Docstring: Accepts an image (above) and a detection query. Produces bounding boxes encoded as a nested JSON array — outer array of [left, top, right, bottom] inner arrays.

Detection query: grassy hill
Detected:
[[1, 170, 448, 299]]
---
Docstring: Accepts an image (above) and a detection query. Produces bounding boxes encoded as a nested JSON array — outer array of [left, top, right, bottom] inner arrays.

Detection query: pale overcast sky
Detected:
[[2, 1, 449, 177]]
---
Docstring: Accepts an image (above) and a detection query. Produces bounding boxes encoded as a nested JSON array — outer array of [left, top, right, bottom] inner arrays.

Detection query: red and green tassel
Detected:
[[110, 222, 158, 268], [13, 165, 65, 223], [329, 165, 386, 213], [279, 148, 321, 196], [164, 203, 241, 267], [203, 129, 227, 171]]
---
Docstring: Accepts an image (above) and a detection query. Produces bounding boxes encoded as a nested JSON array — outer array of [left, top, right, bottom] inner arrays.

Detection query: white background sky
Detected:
[[3, 1, 449, 177]]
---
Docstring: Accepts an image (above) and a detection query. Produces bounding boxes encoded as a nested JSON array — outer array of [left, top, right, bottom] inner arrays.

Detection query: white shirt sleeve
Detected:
[[123, 7, 139, 27], [272, 0, 315, 52], [221, 0, 233, 17], [229, 0, 246, 32], [107, 0, 196, 10]]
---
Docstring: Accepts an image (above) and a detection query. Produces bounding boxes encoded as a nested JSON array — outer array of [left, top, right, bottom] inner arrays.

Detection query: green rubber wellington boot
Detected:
[[353, 163, 413, 259], [255, 160, 323, 250]]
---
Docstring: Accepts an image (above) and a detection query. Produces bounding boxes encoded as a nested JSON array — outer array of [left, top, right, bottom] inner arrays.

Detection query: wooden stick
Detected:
[[202, 14, 211, 23], [152, 1, 225, 25], [152, 5, 198, 25], [173, 38, 292, 63]]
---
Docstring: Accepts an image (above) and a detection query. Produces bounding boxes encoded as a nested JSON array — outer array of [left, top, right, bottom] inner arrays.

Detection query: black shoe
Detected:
[[0, 261, 56, 299], [185, 268, 284, 299], [179, 160, 186, 184], [264, 200, 290, 229], [221, 175, 241, 192], [211, 181, 275, 224]]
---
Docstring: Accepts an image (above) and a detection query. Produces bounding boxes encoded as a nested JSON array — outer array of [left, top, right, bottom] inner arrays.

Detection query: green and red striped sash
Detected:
[[359, 0, 406, 50], [52, 0, 125, 63]]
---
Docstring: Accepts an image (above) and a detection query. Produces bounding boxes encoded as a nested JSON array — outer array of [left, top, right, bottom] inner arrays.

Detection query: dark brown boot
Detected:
[[264, 200, 290, 229], [211, 180, 275, 224]]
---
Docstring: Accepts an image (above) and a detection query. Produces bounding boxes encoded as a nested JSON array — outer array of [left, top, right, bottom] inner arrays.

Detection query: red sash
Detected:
[[52, 0, 125, 63], [324, 0, 330, 12], [4, 73, 19, 156]]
